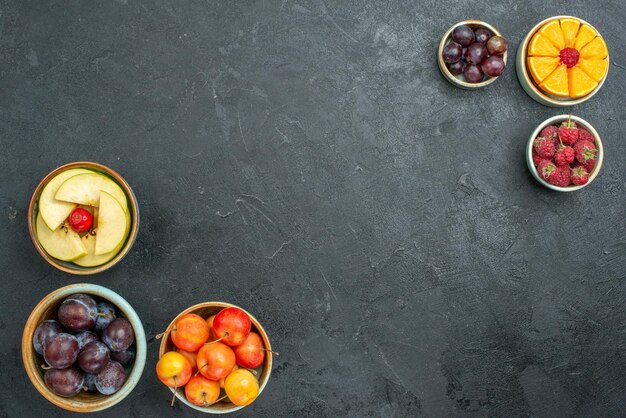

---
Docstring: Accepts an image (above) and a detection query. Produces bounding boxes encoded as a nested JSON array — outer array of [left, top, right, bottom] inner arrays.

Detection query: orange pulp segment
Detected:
[[568, 66, 599, 98], [539, 64, 569, 97], [529, 33, 560, 56], [539, 20, 565, 49], [577, 58, 608, 82], [580, 36, 608, 59], [574, 24, 598, 51], [528, 56, 561, 84], [560, 18, 581, 47]]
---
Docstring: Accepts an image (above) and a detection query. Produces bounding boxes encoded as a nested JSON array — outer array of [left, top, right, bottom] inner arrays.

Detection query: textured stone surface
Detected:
[[1, 1, 625, 417]]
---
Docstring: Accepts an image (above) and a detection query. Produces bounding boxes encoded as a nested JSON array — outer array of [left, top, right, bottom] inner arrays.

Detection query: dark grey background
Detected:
[[1, 0, 625, 417]]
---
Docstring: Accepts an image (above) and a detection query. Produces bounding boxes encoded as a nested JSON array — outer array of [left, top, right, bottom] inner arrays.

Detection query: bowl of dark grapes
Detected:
[[438, 20, 508, 88], [22, 283, 146, 412]]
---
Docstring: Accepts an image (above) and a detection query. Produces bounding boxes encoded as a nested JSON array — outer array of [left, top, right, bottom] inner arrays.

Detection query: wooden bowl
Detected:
[[28, 161, 139, 275], [158, 302, 273, 414], [516, 15, 609, 107], [22, 283, 147, 412], [438, 20, 508, 89], [527, 114, 604, 191]]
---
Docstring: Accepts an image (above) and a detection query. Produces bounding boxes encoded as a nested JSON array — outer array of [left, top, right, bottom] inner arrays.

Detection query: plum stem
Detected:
[[155, 332, 165, 340], [40, 364, 52, 370], [204, 335, 226, 345], [215, 395, 228, 404], [260, 348, 280, 356], [170, 377, 178, 407]]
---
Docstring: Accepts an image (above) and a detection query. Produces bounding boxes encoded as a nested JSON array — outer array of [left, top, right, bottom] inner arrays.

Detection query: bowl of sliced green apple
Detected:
[[28, 162, 139, 275]]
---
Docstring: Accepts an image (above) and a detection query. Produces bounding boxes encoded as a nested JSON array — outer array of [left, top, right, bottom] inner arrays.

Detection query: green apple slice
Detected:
[[36, 213, 88, 261], [39, 168, 92, 230], [54, 172, 128, 212], [95, 191, 128, 255], [74, 209, 130, 267]]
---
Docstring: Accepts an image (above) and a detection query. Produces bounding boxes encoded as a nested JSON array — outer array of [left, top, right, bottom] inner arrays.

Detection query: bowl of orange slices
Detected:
[[516, 16, 609, 106]]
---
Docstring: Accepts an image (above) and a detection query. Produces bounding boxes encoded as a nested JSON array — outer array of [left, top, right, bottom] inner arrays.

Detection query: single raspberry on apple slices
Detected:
[[68, 207, 93, 233], [559, 47, 580, 68]]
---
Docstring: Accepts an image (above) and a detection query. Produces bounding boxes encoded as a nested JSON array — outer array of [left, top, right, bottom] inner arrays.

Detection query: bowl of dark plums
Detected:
[[22, 283, 146, 412], [438, 20, 508, 88]]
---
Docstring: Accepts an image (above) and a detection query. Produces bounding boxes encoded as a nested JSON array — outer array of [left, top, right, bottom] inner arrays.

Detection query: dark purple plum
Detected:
[[95, 361, 126, 395], [44, 333, 79, 369], [95, 301, 116, 332], [79, 341, 111, 374], [487, 36, 507, 55], [75, 331, 99, 350], [102, 318, 134, 352], [83, 373, 97, 391], [466, 42, 489, 64], [474, 28, 493, 44], [464, 64, 484, 83], [451, 25, 475, 46], [442, 42, 463, 64], [44, 367, 84, 397], [110, 347, 135, 366], [58, 294, 97, 332], [33, 320, 63, 355], [481, 55, 506, 77], [447, 60, 466, 75]]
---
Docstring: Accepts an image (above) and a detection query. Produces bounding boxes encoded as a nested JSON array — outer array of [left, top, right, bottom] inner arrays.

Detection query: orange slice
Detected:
[[538, 20, 565, 49], [560, 18, 581, 47], [568, 66, 599, 98], [539, 64, 569, 97], [528, 56, 561, 84], [580, 36, 608, 59], [528, 33, 560, 56], [577, 58, 608, 82], [573, 24, 598, 50]]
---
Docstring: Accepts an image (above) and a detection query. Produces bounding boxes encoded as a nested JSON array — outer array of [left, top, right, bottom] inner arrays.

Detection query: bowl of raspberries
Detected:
[[528, 115, 603, 191]]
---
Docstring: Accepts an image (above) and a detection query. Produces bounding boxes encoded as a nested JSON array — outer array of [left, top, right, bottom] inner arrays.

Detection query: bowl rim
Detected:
[[28, 161, 139, 275], [517, 15, 610, 106], [438, 20, 508, 89], [21, 283, 147, 412], [526, 114, 604, 191], [158, 302, 273, 414]]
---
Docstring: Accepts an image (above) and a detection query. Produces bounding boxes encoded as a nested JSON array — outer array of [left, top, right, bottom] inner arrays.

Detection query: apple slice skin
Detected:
[[36, 213, 88, 262], [39, 168, 92, 230], [74, 209, 130, 267], [95, 191, 128, 256], [54, 173, 128, 212]]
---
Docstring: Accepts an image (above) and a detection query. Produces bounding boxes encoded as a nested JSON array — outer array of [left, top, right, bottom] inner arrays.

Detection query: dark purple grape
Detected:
[[95, 302, 116, 332], [44, 367, 84, 397], [487, 35, 507, 55], [442, 42, 462, 64], [481, 55, 506, 77], [58, 294, 97, 332], [44, 333, 79, 369], [83, 373, 97, 391], [451, 25, 475, 47], [474, 28, 493, 44], [447, 60, 466, 75], [33, 320, 63, 355], [464, 64, 484, 83], [95, 361, 126, 395], [75, 331, 99, 350], [110, 346, 135, 366], [79, 341, 111, 374], [102, 318, 134, 352], [466, 42, 489, 64]]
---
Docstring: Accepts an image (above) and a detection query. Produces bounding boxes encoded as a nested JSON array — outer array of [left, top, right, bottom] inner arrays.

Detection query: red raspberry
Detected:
[[571, 166, 590, 186], [559, 47, 580, 68], [538, 160, 557, 181], [558, 120, 579, 146], [578, 128, 595, 143], [574, 140, 598, 164], [533, 136, 555, 158], [553, 145, 575, 166], [574, 160, 596, 173], [531, 151, 545, 167], [540, 125, 558, 139], [548, 165, 572, 187]]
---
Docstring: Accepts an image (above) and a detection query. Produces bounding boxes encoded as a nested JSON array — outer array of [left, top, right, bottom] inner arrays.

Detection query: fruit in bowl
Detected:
[[29, 162, 139, 274], [518, 16, 609, 106], [157, 303, 274, 413], [22, 284, 147, 412], [439, 21, 508, 87], [527, 115, 603, 191]]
